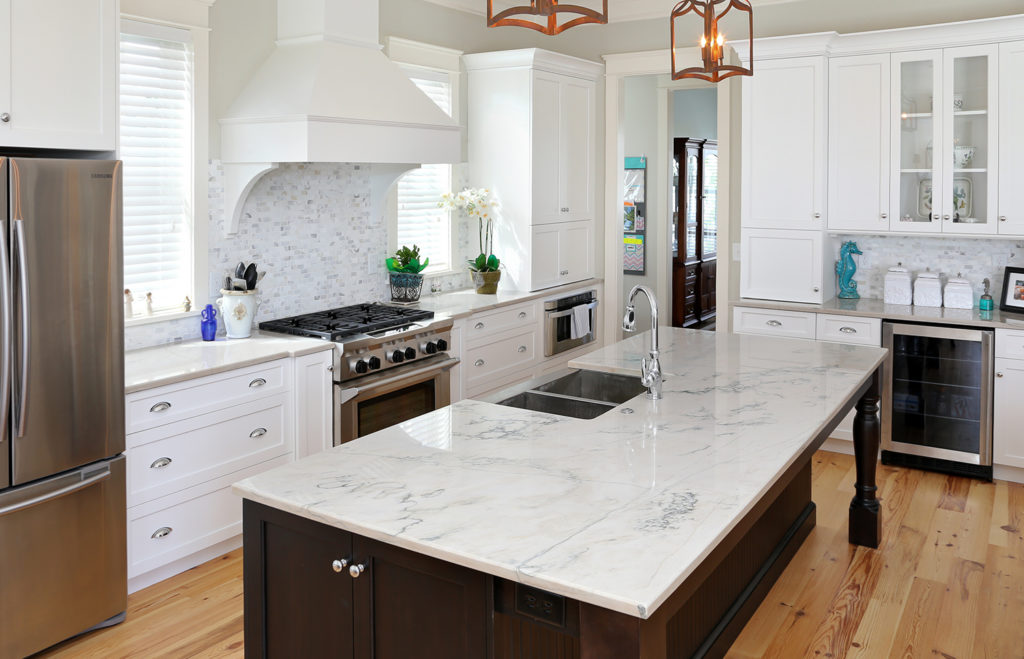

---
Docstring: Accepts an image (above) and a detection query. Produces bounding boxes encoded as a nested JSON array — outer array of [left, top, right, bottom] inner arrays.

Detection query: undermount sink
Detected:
[[493, 370, 646, 420]]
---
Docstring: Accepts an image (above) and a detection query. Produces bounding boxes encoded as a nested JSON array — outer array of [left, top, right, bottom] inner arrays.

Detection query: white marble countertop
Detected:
[[411, 278, 602, 319], [232, 328, 886, 619], [733, 296, 1024, 330], [125, 331, 333, 393]]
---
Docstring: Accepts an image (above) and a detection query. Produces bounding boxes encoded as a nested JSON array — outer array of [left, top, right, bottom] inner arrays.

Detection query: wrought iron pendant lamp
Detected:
[[671, 0, 753, 82], [487, 0, 608, 35]]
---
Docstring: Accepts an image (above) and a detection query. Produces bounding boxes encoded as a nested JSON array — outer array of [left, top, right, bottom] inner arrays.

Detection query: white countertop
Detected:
[[734, 296, 1024, 330], [125, 331, 333, 393], [232, 328, 886, 619], [411, 278, 602, 319]]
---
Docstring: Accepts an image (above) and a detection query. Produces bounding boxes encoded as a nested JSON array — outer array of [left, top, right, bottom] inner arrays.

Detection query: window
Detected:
[[119, 21, 195, 315], [396, 67, 455, 274]]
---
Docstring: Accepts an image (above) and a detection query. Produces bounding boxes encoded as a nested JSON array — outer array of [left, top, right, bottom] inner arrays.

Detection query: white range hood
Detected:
[[219, 0, 462, 233]]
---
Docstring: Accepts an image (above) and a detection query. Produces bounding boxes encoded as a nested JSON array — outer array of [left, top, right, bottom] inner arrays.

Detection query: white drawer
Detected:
[[815, 314, 882, 346], [996, 329, 1024, 360], [465, 302, 538, 345], [464, 329, 537, 386], [732, 306, 816, 339], [127, 359, 291, 433], [127, 394, 292, 507]]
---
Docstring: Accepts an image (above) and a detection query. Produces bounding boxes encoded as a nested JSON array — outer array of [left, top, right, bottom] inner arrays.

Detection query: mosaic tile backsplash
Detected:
[[126, 161, 479, 351], [833, 234, 1024, 303]]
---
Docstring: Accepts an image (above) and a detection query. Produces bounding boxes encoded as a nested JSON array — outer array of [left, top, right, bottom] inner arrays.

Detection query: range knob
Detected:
[[404, 347, 416, 360], [423, 341, 438, 354], [353, 359, 368, 374], [389, 350, 405, 364], [368, 356, 382, 370], [436, 339, 448, 351]]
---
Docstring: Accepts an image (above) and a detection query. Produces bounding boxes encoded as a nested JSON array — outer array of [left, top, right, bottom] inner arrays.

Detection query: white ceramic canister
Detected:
[[883, 265, 913, 305], [944, 274, 974, 309], [216, 289, 261, 338], [913, 272, 943, 308]]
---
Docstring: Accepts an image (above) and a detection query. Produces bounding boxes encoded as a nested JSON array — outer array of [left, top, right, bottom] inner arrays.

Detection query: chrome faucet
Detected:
[[622, 284, 662, 400]]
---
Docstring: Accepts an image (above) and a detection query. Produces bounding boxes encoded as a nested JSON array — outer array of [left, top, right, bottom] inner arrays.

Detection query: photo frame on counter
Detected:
[[999, 266, 1024, 314]]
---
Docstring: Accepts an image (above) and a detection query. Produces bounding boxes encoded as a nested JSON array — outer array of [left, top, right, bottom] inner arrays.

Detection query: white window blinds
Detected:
[[396, 70, 453, 274], [119, 23, 194, 313]]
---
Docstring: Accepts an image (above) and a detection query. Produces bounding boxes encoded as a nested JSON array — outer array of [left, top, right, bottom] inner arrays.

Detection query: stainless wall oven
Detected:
[[882, 322, 993, 480], [544, 290, 598, 356]]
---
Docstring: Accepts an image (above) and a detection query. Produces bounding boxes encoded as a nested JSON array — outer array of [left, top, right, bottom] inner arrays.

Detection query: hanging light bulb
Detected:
[[487, 0, 608, 35], [671, 0, 753, 83]]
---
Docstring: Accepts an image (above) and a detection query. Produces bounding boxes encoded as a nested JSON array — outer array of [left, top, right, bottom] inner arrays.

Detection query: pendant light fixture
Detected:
[[671, 0, 753, 82], [487, 0, 608, 35]]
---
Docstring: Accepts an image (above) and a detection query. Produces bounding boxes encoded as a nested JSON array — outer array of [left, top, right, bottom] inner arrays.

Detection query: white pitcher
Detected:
[[216, 289, 261, 338]]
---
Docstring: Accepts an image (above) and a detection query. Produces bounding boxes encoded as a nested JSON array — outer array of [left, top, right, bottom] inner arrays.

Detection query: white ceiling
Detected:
[[421, 0, 798, 23]]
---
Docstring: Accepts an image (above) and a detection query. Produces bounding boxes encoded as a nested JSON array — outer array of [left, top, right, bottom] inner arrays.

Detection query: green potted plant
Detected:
[[386, 244, 428, 303], [440, 188, 501, 294]]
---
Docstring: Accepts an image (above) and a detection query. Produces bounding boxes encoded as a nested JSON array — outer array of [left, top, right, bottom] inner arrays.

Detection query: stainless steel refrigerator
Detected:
[[0, 157, 126, 659]]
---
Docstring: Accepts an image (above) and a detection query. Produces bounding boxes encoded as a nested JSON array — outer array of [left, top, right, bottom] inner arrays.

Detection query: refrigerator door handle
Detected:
[[14, 218, 28, 437], [0, 210, 10, 436], [0, 465, 111, 518]]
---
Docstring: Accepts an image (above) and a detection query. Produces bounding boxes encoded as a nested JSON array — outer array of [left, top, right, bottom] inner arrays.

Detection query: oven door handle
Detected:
[[339, 356, 460, 403], [545, 300, 598, 320]]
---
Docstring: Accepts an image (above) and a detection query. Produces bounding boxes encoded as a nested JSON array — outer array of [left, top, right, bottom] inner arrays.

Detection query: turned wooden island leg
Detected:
[[849, 367, 882, 548]]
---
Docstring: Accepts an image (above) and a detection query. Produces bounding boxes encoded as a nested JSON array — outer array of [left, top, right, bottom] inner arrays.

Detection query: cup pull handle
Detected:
[[249, 378, 267, 388], [150, 457, 173, 469], [518, 345, 527, 353], [474, 359, 485, 367], [474, 322, 485, 330], [150, 401, 172, 413], [151, 527, 172, 539], [766, 320, 783, 327], [839, 326, 857, 334], [249, 427, 268, 438]]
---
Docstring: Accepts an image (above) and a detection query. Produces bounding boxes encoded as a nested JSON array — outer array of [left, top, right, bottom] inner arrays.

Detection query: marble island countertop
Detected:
[[232, 328, 887, 619]]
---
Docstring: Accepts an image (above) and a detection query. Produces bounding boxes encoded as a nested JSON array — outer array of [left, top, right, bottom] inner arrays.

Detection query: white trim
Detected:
[[464, 49, 603, 80], [120, 18, 192, 43], [386, 36, 462, 73], [120, 0, 213, 30]]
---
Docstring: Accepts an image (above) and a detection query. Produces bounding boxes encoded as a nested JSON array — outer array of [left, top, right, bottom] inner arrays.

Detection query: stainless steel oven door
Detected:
[[335, 356, 459, 446], [544, 300, 598, 357]]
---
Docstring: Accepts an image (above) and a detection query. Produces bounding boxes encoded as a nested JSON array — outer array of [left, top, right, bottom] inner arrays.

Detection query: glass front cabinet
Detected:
[[891, 45, 999, 234]]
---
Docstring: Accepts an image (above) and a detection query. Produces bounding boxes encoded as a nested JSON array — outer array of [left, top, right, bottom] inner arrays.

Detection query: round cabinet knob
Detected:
[[813, 212, 821, 219], [332, 559, 348, 573], [354, 359, 368, 374], [349, 563, 365, 578], [0, 113, 10, 123], [389, 350, 404, 363], [404, 347, 416, 360], [368, 356, 382, 370], [881, 212, 888, 219], [1000, 216, 1008, 222], [943, 214, 951, 220], [436, 339, 448, 351], [423, 341, 438, 354], [997, 372, 1004, 378], [813, 286, 820, 292]]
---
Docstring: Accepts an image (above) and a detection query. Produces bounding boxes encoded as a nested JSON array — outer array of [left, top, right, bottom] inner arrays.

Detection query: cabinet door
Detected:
[[530, 223, 562, 290], [294, 350, 334, 458], [740, 228, 824, 303], [531, 72, 562, 225], [559, 76, 594, 221], [994, 358, 1024, 468], [741, 56, 826, 230], [828, 54, 891, 232], [244, 502, 355, 659], [940, 45, 998, 235], [3, 0, 115, 150], [559, 220, 593, 283], [890, 50, 943, 232], [999, 41, 1024, 235], [352, 536, 488, 659]]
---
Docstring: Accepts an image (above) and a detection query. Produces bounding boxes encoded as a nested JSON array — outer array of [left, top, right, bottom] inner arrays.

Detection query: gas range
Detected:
[[259, 303, 453, 383]]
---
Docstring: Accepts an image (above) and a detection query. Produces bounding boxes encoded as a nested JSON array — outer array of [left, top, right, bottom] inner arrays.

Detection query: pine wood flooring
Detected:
[[36, 451, 1024, 658]]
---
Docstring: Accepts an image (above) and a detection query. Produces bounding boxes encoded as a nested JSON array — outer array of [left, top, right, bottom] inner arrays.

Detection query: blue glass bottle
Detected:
[[201, 304, 218, 341]]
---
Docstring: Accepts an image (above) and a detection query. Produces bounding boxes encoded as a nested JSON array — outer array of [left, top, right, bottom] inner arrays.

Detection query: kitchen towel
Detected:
[[570, 304, 591, 340]]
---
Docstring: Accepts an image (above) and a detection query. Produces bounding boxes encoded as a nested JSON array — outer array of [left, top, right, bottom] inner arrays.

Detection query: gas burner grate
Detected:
[[259, 303, 434, 341]]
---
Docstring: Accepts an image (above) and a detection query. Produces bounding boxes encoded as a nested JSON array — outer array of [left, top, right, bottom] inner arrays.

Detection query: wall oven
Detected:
[[544, 290, 598, 356], [882, 322, 993, 480]]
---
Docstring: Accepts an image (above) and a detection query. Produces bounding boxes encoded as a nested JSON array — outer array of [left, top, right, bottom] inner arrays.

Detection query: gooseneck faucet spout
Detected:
[[622, 285, 662, 400]]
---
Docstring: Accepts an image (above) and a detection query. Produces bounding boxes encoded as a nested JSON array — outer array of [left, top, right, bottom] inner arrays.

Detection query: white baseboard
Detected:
[[128, 535, 242, 594]]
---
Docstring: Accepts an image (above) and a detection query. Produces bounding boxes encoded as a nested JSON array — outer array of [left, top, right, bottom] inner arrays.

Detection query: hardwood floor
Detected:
[[36, 451, 1024, 658]]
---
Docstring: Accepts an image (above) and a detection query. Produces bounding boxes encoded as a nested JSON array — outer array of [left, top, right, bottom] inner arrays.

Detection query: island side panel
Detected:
[[849, 367, 883, 548]]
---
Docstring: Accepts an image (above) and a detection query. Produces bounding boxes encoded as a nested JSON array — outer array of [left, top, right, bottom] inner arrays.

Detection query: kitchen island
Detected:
[[233, 328, 887, 658]]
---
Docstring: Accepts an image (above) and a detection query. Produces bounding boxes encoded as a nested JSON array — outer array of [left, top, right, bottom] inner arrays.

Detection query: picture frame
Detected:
[[998, 266, 1024, 314]]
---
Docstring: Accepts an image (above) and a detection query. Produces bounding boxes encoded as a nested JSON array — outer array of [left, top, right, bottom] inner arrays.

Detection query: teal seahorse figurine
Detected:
[[836, 241, 862, 299]]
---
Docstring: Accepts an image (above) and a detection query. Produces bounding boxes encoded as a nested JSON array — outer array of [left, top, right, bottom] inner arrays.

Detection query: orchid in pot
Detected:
[[439, 187, 502, 294]]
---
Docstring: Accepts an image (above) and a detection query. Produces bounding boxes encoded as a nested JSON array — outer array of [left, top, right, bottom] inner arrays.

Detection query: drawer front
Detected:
[[127, 359, 290, 433], [996, 329, 1024, 360], [815, 314, 882, 346], [127, 395, 292, 507], [466, 302, 538, 345], [464, 330, 537, 385], [732, 306, 816, 339]]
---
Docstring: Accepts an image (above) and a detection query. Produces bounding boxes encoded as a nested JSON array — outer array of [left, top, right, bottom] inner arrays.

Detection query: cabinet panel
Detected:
[[999, 41, 1024, 235], [530, 223, 561, 289], [732, 306, 816, 340], [828, 54, 890, 231], [994, 358, 1024, 468], [560, 77, 594, 221], [294, 350, 334, 458], [890, 50, 943, 232], [742, 56, 826, 230], [740, 228, 826, 303], [531, 72, 562, 225], [560, 220, 593, 282]]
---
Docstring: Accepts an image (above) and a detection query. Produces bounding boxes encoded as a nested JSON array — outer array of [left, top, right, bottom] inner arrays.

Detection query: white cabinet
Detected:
[[994, 357, 1024, 469], [530, 220, 594, 291], [0, 0, 116, 150], [740, 228, 832, 303], [293, 349, 335, 459], [999, 41, 1024, 235], [465, 49, 600, 291], [732, 306, 816, 340], [741, 56, 827, 230], [827, 54, 891, 232]]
